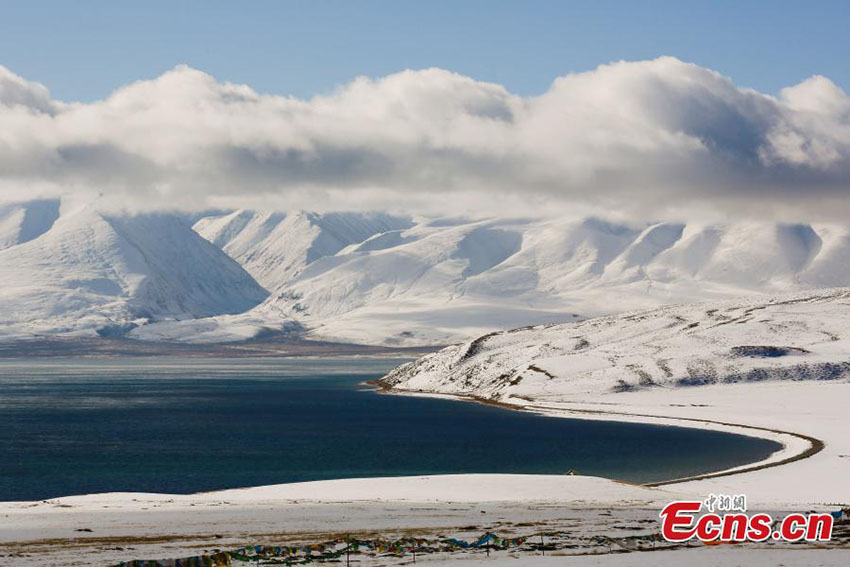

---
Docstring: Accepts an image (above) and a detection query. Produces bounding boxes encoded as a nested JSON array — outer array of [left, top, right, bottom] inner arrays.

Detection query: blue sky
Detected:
[[2, 0, 848, 101]]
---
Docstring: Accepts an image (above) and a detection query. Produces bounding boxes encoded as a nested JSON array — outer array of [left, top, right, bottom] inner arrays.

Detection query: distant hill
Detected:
[[6, 198, 850, 346], [0, 200, 267, 341]]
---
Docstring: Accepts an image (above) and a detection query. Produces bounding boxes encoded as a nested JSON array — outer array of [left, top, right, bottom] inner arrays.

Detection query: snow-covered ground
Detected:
[[0, 474, 845, 566], [0, 475, 672, 565], [0, 474, 677, 543]]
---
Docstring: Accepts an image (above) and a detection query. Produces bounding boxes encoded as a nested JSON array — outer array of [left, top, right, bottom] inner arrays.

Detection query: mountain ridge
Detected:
[[6, 198, 850, 345], [379, 288, 850, 400], [0, 201, 268, 340]]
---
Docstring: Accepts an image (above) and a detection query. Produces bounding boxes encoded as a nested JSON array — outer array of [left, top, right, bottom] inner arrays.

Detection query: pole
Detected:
[[346, 537, 351, 567], [540, 534, 544, 556]]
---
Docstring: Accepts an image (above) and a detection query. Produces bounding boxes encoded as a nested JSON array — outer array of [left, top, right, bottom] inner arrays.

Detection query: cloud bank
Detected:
[[1, 57, 849, 219]]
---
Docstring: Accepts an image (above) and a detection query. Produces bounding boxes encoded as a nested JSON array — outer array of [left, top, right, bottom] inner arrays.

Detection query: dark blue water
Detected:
[[0, 358, 781, 501]]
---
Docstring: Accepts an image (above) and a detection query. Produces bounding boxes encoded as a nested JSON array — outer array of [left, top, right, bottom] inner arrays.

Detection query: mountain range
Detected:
[[3, 198, 850, 346]]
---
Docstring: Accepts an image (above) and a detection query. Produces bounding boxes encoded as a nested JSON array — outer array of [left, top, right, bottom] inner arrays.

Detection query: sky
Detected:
[[2, 0, 849, 103], [1, 1, 849, 219]]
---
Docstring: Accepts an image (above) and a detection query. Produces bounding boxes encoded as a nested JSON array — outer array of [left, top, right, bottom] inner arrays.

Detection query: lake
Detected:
[[0, 357, 781, 501]]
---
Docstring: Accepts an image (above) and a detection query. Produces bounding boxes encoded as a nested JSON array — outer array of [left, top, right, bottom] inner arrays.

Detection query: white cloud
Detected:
[[0, 57, 849, 219], [0, 67, 56, 114]]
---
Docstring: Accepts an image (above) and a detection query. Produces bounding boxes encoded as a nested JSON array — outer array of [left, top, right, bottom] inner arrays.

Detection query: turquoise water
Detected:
[[0, 357, 781, 501]]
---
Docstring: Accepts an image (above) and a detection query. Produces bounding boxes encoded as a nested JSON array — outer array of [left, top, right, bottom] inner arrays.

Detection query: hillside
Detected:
[[0, 203, 268, 340], [8, 200, 850, 346], [380, 288, 850, 400], [0, 199, 61, 250], [216, 216, 850, 346], [193, 210, 413, 290]]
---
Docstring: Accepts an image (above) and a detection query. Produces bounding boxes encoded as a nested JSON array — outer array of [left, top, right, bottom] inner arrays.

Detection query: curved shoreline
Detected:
[[373, 384, 824, 487], [538, 405, 824, 487]]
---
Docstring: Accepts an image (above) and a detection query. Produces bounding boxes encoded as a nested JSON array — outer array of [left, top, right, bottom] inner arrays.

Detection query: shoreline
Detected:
[[0, 337, 441, 359], [368, 380, 850, 508], [372, 385, 820, 488]]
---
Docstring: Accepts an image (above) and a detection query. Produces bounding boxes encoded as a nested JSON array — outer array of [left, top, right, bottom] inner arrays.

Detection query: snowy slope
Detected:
[[0, 198, 61, 250], [8, 203, 850, 346], [193, 210, 413, 289], [134, 213, 850, 346], [247, 217, 583, 345], [380, 288, 850, 399], [229, 217, 850, 346], [0, 203, 268, 340]]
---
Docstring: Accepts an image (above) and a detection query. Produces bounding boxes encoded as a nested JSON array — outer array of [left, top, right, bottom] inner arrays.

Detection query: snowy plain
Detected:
[[0, 473, 846, 566]]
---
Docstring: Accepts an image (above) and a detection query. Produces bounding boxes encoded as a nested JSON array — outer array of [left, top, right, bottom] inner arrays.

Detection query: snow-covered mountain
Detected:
[[0, 201, 268, 340], [193, 210, 413, 289], [0, 199, 61, 250], [8, 199, 850, 346], [380, 288, 850, 400], [164, 213, 850, 346]]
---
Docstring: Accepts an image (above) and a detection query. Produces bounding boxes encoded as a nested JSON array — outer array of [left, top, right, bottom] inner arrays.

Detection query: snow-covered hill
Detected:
[[0, 202, 268, 340], [247, 217, 585, 345], [181, 213, 850, 346], [0, 199, 61, 250], [193, 210, 413, 290], [9, 200, 850, 346], [380, 288, 850, 400]]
